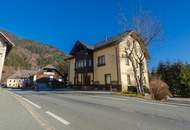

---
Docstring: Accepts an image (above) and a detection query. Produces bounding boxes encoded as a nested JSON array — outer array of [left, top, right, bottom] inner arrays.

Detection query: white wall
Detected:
[[68, 58, 75, 84], [118, 35, 149, 91], [0, 38, 7, 82]]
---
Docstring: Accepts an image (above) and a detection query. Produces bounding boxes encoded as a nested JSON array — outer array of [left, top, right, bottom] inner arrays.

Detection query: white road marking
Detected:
[[7, 91, 14, 95], [7, 91, 19, 96], [7, 91, 41, 109], [7, 91, 23, 98], [22, 97, 41, 109], [15, 95, 54, 130], [46, 111, 70, 126], [14, 94, 23, 98]]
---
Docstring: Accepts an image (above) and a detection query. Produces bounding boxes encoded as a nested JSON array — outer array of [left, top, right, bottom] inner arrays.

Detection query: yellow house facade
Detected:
[[66, 31, 149, 92]]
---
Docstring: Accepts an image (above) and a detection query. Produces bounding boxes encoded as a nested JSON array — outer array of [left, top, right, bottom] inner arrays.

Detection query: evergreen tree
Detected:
[[155, 61, 190, 97]]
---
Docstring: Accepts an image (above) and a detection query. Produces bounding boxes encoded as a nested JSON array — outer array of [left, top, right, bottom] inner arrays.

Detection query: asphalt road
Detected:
[[2, 89, 190, 130], [0, 88, 43, 130]]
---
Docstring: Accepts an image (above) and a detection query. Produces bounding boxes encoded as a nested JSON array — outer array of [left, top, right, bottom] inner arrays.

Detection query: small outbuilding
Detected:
[[33, 65, 64, 90], [6, 70, 37, 88]]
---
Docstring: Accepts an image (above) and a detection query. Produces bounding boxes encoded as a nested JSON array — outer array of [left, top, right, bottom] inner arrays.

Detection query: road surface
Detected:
[[1, 89, 190, 130]]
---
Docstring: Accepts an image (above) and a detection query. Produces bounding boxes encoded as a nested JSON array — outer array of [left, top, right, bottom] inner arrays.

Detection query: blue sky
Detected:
[[0, 0, 190, 69]]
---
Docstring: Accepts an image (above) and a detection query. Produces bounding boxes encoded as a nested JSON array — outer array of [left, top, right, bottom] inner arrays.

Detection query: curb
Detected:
[[54, 91, 115, 95]]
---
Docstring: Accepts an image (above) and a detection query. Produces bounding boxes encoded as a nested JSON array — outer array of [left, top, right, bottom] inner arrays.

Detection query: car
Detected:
[[0, 84, 7, 88]]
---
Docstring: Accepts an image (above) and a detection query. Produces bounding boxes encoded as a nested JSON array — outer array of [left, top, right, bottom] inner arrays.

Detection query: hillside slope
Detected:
[[1, 30, 68, 81]]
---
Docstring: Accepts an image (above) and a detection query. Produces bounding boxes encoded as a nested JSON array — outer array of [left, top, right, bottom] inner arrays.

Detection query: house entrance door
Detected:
[[105, 74, 111, 85], [84, 74, 91, 85], [74, 74, 79, 85]]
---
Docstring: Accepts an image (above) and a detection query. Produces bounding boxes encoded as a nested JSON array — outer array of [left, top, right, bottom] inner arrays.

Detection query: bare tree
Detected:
[[118, 2, 161, 95], [132, 12, 161, 47], [124, 34, 147, 95]]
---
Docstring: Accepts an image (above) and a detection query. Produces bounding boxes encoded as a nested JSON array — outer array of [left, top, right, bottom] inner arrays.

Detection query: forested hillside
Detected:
[[1, 30, 68, 81]]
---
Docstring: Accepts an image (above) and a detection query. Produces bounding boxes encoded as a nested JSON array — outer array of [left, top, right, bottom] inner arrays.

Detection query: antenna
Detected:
[[105, 35, 108, 41]]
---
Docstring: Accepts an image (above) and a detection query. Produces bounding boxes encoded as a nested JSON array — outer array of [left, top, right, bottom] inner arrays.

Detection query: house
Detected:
[[0, 31, 14, 81], [33, 65, 64, 90], [6, 70, 37, 88], [66, 31, 149, 92]]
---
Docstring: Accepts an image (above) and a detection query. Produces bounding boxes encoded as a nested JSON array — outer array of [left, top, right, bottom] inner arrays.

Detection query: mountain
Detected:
[[1, 30, 68, 82]]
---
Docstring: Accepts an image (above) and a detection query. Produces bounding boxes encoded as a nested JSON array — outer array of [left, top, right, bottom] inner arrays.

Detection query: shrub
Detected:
[[149, 78, 172, 101]]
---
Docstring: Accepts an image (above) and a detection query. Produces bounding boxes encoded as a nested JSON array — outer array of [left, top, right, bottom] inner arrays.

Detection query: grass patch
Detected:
[[115, 91, 137, 97]]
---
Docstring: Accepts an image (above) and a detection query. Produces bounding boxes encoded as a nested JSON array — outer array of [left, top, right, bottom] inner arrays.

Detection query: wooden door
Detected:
[[105, 74, 111, 85]]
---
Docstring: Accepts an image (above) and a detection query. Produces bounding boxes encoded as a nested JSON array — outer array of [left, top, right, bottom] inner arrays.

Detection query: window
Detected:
[[136, 62, 138, 68], [49, 75, 53, 79], [133, 40, 138, 54], [126, 58, 129, 65], [75, 61, 77, 69], [80, 61, 82, 68], [75, 62, 77, 68], [83, 60, 86, 67], [77, 61, 79, 68], [89, 59, 92, 67], [97, 55, 105, 66], [78, 61, 81, 68], [47, 70, 53, 72], [81, 61, 84, 68], [127, 40, 130, 49], [144, 77, 146, 84], [127, 75, 131, 85]]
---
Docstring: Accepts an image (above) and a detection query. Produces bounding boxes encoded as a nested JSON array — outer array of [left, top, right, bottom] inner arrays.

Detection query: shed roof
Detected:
[[7, 70, 37, 79], [43, 65, 57, 70]]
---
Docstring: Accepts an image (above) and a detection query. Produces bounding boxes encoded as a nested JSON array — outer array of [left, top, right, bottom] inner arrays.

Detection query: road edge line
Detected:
[[46, 111, 70, 126], [22, 97, 42, 109]]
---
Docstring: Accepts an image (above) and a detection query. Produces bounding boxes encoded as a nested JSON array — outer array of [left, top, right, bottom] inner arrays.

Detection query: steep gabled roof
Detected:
[[0, 31, 15, 46], [129, 31, 149, 59], [79, 40, 94, 50], [0, 31, 15, 55], [64, 54, 74, 60], [70, 40, 94, 55], [69, 31, 149, 59], [94, 31, 131, 50], [42, 64, 64, 77]]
